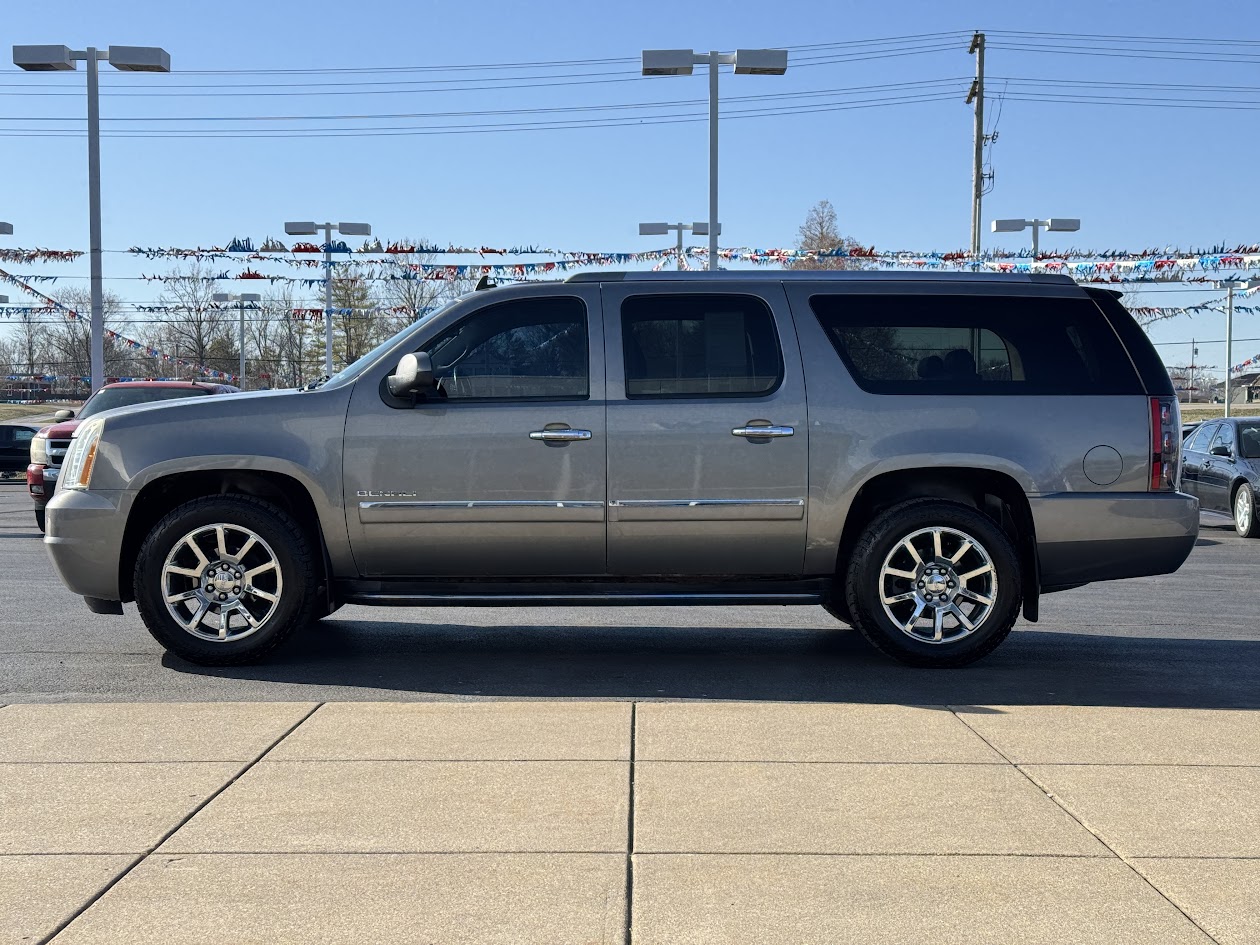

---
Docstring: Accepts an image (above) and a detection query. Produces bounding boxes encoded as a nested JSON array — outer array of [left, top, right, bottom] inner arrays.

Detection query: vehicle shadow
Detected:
[[166, 618, 1260, 709]]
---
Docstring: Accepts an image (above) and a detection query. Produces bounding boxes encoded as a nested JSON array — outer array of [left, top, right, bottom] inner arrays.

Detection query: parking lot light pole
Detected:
[[991, 217, 1081, 256], [212, 292, 262, 389], [639, 221, 719, 270], [642, 48, 787, 270], [13, 44, 171, 394], [0, 222, 11, 305], [1213, 278, 1260, 417], [284, 221, 372, 375]]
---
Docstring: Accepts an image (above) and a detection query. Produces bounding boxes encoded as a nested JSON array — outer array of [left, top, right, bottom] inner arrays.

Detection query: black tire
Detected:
[[1234, 483, 1260, 538], [34, 507, 45, 533], [133, 495, 318, 665], [844, 499, 1022, 668]]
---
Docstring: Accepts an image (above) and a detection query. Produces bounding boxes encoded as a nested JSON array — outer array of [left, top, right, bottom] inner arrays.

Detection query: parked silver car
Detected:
[[43, 271, 1197, 667]]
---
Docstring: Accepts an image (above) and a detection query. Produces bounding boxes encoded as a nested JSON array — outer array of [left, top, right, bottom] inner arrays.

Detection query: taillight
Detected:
[[1149, 396, 1178, 491]]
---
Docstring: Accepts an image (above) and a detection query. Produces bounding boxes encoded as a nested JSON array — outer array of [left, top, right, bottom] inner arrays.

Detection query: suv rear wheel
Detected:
[[845, 499, 1021, 667], [134, 495, 317, 665]]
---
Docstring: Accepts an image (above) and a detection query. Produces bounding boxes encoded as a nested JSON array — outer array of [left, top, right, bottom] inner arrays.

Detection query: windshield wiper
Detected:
[[301, 375, 331, 391]]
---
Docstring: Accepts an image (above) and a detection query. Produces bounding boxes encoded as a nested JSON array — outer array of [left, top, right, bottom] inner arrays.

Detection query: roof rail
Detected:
[[564, 270, 1076, 285]]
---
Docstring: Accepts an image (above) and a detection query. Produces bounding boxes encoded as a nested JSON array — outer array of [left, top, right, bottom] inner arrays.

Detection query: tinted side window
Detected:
[[1239, 423, 1260, 458], [810, 293, 1143, 396], [426, 297, 588, 401], [11, 428, 34, 444], [621, 294, 782, 398], [1187, 424, 1215, 453], [1210, 424, 1235, 453]]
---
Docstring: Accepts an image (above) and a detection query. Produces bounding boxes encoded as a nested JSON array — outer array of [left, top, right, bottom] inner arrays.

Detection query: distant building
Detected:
[[1233, 373, 1260, 404]]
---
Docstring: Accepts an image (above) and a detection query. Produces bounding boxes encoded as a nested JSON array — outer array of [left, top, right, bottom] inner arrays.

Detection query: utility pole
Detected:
[[966, 31, 986, 259], [1190, 337, 1196, 404]]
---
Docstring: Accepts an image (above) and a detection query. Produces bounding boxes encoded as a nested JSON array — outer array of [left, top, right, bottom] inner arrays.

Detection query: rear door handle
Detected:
[[732, 425, 794, 438], [529, 428, 592, 442]]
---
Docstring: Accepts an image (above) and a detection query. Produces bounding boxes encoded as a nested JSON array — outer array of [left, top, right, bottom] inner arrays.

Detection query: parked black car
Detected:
[[1181, 416, 1260, 537], [0, 424, 39, 474]]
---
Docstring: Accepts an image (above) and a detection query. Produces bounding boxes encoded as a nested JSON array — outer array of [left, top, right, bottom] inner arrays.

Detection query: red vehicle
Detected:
[[27, 381, 239, 531]]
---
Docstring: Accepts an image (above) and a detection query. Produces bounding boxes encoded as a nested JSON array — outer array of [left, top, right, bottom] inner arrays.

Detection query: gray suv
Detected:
[[43, 271, 1197, 668]]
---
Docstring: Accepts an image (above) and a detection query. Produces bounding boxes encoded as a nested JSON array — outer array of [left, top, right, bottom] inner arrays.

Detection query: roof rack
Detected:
[[564, 270, 1076, 285]]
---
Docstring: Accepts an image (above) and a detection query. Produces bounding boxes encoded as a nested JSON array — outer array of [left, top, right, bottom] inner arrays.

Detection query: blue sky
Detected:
[[2, 0, 1258, 374]]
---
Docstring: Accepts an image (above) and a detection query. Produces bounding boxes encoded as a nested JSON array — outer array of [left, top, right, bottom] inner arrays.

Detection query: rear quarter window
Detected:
[[809, 293, 1144, 396]]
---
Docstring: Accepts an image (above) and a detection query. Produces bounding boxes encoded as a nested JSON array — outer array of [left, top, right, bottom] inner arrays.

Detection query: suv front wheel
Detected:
[[845, 499, 1022, 667], [134, 495, 317, 665]]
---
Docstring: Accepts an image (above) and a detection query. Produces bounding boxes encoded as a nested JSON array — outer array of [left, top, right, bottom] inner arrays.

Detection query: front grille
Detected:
[[46, 438, 72, 468]]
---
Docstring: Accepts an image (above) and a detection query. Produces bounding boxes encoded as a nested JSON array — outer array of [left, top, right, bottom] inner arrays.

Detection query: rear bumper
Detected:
[[1030, 491, 1199, 587], [44, 489, 126, 601]]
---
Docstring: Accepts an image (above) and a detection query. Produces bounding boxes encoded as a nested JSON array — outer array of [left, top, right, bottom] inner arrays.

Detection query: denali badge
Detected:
[[357, 490, 419, 498]]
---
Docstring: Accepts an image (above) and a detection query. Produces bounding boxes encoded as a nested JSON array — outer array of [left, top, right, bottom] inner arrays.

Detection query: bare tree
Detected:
[[155, 261, 233, 378], [11, 311, 49, 378], [46, 287, 132, 381], [373, 238, 479, 335], [787, 199, 863, 271], [263, 288, 321, 388]]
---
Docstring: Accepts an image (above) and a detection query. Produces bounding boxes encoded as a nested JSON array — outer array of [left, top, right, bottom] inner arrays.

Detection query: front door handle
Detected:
[[732, 424, 794, 438], [529, 428, 592, 442]]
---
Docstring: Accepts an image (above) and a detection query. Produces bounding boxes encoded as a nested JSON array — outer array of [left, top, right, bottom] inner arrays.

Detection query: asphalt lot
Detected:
[[2, 479, 1258, 707]]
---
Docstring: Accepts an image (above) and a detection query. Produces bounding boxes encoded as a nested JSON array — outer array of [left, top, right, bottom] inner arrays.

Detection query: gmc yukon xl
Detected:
[[43, 271, 1198, 667]]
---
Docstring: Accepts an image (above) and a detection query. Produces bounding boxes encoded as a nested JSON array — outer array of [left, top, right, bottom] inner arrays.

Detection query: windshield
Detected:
[[78, 386, 210, 419], [316, 299, 462, 389], [1239, 423, 1260, 458]]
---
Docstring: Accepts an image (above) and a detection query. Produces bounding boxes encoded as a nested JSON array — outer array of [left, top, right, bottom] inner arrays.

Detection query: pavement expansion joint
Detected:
[[948, 707, 1226, 945], [33, 701, 326, 945], [624, 701, 637, 945]]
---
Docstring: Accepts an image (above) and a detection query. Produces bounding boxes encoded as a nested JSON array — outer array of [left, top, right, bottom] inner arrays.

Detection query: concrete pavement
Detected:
[[3, 700, 1258, 944]]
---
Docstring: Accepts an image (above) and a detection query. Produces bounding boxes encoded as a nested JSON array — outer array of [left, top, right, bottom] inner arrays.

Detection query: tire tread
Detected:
[[133, 494, 317, 665], [844, 498, 1021, 668]]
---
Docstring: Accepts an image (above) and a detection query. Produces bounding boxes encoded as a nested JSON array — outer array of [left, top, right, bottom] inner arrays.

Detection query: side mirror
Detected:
[[54, 409, 74, 420], [386, 351, 435, 397], [1210, 444, 1232, 457]]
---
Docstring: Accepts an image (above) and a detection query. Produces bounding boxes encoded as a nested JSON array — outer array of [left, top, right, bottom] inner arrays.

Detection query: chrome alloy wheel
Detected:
[[160, 523, 283, 642], [1237, 487, 1253, 534], [878, 526, 998, 645]]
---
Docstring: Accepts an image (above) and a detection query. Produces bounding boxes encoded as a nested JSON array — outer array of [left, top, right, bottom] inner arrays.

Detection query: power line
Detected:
[[0, 90, 965, 139], [0, 43, 967, 98], [986, 42, 1260, 65], [0, 79, 972, 123], [0, 77, 970, 123], [0, 31, 972, 79], [986, 29, 1260, 47]]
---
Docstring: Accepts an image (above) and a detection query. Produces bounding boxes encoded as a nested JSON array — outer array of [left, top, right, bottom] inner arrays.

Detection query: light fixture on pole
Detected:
[[212, 292, 262, 389], [1213, 277, 1260, 417], [991, 217, 1080, 256], [13, 44, 171, 394], [284, 221, 371, 376], [639, 221, 719, 271], [641, 47, 787, 271]]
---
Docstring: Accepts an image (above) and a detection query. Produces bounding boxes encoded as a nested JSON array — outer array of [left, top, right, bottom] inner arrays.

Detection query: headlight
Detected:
[[61, 419, 105, 491], [30, 432, 49, 466]]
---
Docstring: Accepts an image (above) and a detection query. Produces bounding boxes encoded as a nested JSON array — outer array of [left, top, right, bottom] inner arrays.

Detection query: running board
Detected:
[[338, 578, 830, 608]]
